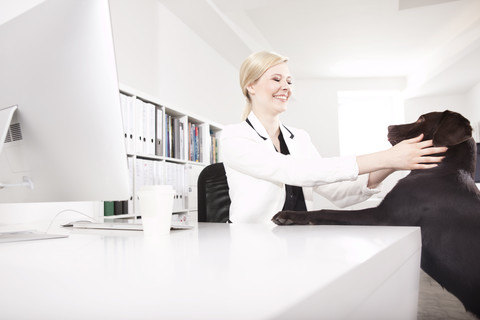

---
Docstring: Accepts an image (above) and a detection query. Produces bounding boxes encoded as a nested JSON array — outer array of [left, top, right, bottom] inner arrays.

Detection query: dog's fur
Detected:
[[272, 110, 480, 317]]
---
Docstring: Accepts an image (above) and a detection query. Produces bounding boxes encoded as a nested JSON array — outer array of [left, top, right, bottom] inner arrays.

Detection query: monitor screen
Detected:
[[0, 0, 130, 203]]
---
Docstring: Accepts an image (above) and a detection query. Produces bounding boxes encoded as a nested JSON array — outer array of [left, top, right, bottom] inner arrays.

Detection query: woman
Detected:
[[220, 51, 447, 224]]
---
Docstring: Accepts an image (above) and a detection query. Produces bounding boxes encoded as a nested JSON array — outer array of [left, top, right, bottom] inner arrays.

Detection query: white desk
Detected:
[[0, 223, 421, 320]]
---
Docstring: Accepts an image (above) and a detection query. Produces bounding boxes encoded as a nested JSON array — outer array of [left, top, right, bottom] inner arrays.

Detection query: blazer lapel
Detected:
[[246, 113, 277, 151]]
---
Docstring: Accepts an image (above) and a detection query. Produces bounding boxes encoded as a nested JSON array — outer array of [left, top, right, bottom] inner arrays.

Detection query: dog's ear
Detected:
[[432, 110, 472, 146]]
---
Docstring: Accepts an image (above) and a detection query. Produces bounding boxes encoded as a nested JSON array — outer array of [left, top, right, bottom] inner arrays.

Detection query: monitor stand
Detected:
[[0, 105, 68, 242]]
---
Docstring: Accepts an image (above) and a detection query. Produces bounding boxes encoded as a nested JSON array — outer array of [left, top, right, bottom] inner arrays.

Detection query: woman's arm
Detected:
[[366, 169, 395, 189], [221, 124, 360, 186], [356, 134, 447, 176]]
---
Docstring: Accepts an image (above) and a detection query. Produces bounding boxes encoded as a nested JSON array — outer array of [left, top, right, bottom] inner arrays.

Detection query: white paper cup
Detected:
[[137, 185, 175, 237]]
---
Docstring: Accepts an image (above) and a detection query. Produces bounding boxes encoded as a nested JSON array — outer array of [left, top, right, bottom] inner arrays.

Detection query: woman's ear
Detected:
[[246, 83, 255, 96]]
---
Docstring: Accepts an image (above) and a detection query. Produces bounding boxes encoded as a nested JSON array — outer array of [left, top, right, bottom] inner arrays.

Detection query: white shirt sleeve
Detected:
[[221, 123, 359, 187], [313, 174, 381, 208]]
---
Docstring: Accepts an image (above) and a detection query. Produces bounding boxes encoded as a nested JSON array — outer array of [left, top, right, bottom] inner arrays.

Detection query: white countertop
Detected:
[[0, 223, 421, 320]]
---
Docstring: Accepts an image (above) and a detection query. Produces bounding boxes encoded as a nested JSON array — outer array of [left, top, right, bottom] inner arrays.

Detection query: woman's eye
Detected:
[[272, 77, 292, 85]]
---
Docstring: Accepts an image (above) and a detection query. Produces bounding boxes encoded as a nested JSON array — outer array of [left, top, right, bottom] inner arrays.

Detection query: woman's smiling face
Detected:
[[247, 62, 293, 116]]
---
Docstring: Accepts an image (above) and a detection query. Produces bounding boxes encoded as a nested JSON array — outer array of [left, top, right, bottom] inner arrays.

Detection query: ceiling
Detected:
[[160, 0, 480, 98]]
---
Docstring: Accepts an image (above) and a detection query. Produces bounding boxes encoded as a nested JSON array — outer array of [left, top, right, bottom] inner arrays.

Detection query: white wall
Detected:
[[404, 94, 469, 121], [109, 0, 243, 126]]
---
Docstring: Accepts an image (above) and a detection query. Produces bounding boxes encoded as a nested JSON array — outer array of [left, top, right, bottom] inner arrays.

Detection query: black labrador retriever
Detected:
[[272, 110, 480, 318]]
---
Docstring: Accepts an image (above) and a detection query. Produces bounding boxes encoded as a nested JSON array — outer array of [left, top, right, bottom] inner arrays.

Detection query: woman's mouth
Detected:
[[274, 94, 288, 102]]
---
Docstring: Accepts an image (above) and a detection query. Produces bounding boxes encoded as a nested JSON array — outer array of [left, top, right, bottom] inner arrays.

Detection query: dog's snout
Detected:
[[387, 125, 400, 135]]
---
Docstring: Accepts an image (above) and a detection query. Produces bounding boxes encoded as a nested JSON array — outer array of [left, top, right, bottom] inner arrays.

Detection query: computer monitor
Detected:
[[0, 0, 130, 204]]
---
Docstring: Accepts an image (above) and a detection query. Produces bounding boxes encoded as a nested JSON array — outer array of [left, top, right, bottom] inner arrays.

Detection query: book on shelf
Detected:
[[186, 164, 204, 210], [174, 118, 181, 159], [119, 93, 129, 153], [198, 125, 203, 163], [165, 114, 186, 160], [179, 121, 185, 160], [127, 157, 134, 214], [135, 99, 156, 156], [119, 93, 136, 154], [188, 122, 203, 162], [104, 201, 114, 216], [155, 106, 163, 156], [165, 114, 172, 158], [210, 132, 218, 164], [143, 102, 156, 155], [163, 161, 187, 212], [134, 98, 144, 155], [104, 200, 129, 216], [113, 201, 128, 215]]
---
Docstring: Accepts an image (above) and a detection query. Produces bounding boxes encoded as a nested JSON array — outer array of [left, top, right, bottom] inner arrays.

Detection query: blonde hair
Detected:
[[239, 51, 288, 120]]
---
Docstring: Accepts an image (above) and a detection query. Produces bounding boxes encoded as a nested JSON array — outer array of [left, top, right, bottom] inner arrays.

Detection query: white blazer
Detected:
[[220, 112, 380, 224]]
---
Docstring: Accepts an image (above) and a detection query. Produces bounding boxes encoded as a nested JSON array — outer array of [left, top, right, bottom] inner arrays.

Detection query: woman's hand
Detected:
[[386, 134, 448, 170], [356, 134, 448, 175]]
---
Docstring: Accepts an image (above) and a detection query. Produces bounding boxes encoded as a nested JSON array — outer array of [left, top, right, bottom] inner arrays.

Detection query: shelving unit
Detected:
[[102, 84, 222, 225]]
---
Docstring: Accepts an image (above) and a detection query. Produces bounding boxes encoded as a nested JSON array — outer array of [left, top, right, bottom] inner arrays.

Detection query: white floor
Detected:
[[418, 270, 477, 320]]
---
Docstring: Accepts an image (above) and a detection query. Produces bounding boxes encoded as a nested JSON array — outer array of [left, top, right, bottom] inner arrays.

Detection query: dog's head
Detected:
[[387, 110, 472, 147]]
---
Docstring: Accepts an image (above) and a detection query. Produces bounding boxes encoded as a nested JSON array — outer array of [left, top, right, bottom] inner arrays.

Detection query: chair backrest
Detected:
[[197, 162, 231, 222]]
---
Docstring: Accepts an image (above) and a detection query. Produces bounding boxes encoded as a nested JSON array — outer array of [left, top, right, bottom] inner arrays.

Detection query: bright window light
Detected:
[[337, 90, 404, 156]]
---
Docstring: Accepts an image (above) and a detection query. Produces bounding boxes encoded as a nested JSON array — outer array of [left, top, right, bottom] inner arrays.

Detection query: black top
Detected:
[[277, 131, 307, 211]]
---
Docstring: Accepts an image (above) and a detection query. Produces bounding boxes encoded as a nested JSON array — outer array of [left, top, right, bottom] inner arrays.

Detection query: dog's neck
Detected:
[[439, 138, 476, 178], [408, 138, 476, 179]]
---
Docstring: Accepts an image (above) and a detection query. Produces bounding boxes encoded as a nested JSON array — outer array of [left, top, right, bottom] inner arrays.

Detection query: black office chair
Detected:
[[197, 162, 231, 222]]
